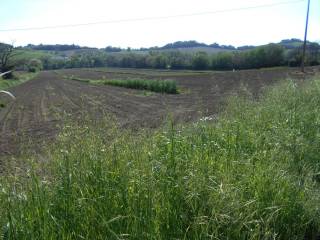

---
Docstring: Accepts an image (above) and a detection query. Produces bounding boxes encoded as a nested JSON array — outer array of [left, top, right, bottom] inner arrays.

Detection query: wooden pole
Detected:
[[301, 0, 311, 72]]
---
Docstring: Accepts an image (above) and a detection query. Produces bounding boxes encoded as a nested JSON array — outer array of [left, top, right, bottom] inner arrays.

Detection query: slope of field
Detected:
[[0, 67, 319, 157], [1, 76, 320, 239]]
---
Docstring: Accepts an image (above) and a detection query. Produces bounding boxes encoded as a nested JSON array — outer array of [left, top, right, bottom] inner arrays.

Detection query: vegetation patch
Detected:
[[68, 75, 178, 94], [1, 79, 320, 239], [0, 72, 39, 91], [100, 79, 178, 94]]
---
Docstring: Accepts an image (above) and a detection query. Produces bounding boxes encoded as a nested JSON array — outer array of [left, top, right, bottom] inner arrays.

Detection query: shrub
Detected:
[[27, 59, 43, 72]]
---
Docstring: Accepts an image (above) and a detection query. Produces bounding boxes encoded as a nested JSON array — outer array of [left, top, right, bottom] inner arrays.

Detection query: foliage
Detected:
[[11, 49, 53, 71], [25, 44, 92, 51], [191, 52, 210, 70], [69, 76, 178, 94], [1, 79, 320, 239], [21, 39, 313, 53], [11, 41, 320, 72], [27, 59, 43, 72], [147, 53, 169, 69], [105, 46, 122, 52], [167, 51, 192, 69], [212, 52, 234, 70], [0, 43, 16, 79], [101, 79, 178, 94], [236, 44, 285, 69], [0, 72, 39, 90], [287, 43, 320, 67]]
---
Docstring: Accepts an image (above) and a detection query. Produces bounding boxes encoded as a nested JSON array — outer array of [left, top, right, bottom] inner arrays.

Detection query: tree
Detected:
[[167, 51, 191, 69], [307, 43, 320, 65], [262, 44, 284, 67], [211, 52, 233, 70], [192, 52, 209, 70], [0, 43, 16, 78], [147, 54, 168, 69]]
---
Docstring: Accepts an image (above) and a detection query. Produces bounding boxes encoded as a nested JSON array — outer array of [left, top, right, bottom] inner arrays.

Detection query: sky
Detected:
[[0, 0, 319, 48]]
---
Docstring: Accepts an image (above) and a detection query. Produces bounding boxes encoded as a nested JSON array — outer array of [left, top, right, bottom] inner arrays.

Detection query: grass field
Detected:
[[1, 76, 320, 239], [0, 72, 39, 91]]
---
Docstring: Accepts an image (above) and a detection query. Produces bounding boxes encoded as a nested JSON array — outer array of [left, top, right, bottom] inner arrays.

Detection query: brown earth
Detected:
[[0, 66, 319, 157]]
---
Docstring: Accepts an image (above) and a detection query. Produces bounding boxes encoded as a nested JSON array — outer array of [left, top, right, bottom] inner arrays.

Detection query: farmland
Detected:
[[0, 66, 320, 239], [0, 66, 318, 157], [2, 0, 320, 236]]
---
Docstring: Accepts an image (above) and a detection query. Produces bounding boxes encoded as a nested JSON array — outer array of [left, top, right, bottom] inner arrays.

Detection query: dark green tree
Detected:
[[192, 52, 209, 70]]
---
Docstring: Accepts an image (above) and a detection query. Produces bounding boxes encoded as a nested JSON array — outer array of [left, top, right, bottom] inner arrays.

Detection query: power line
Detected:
[[0, 0, 305, 32]]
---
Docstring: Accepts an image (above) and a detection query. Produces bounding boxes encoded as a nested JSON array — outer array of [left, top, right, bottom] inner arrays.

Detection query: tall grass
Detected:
[[0, 72, 39, 91], [68, 76, 178, 94], [101, 79, 178, 94], [1, 79, 320, 239]]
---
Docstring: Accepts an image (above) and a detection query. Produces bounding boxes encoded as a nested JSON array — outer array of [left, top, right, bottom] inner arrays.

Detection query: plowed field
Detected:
[[0, 67, 319, 157]]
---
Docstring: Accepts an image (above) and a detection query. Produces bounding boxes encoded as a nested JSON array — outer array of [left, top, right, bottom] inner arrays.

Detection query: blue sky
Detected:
[[0, 0, 319, 48]]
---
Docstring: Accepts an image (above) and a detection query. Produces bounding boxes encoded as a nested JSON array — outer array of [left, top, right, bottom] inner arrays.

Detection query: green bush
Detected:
[[1, 79, 320, 239], [27, 59, 43, 72]]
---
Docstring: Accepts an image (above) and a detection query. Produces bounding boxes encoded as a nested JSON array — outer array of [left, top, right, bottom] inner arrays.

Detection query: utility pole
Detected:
[[301, 0, 311, 72]]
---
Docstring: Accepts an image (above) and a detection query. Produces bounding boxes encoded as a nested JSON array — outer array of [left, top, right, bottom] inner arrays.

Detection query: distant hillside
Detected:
[[144, 40, 236, 51], [140, 39, 313, 52], [279, 39, 304, 49], [20, 39, 319, 55], [25, 44, 96, 51]]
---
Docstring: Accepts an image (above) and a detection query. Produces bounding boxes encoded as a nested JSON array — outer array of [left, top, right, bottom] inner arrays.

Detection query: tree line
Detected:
[[35, 43, 319, 71], [2, 42, 320, 74]]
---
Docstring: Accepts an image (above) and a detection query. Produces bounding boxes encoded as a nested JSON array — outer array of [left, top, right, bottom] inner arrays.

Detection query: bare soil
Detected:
[[0, 66, 319, 157]]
